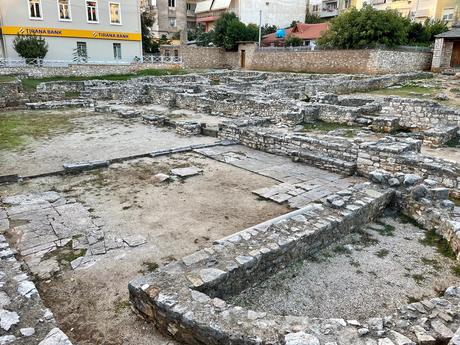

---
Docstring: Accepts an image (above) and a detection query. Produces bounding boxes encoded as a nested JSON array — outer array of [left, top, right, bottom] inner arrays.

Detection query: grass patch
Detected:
[[375, 221, 395, 236], [452, 264, 460, 276], [64, 91, 81, 98], [140, 260, 159, 274], [375, 249, 389, 258], [303, 121, 360, 133], [370, 83, 439, 98], [42, 240, 87, 266], [21, 68, 188, 91], [399, 214, 419, 227], [0, 111, 78, 150], [412, 273, 425, 284], [419, 229, 456, 260], [421, 257, 441, 270], [333, 245, 352, 255], [446, 136, 460, 148], [114, 299, 131, 314], [0, 75, 16, 83]]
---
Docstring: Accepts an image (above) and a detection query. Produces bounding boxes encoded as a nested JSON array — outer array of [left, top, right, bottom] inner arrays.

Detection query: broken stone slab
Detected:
[[17, 280, 38, 298], [0, 309, 19, 331], [123, 235, 147, 248], [0, 335, 15, 344], [153, 173, 170, 182], [20, 328, 35, 337], [170, 166, 202, 178], [70, 256, 98, 270], [38, 328, 73, 345], [63, 160, 109, 173], [284, 332, 320, 345]]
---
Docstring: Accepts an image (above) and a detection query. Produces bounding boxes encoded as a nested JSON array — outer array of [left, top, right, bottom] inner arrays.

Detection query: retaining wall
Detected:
[[0, 63, 181, 79]]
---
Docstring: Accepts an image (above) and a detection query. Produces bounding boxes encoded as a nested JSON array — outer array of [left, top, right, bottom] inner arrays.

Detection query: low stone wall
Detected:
[[358, 138, 460, 190], [0, 80, 23, 107], [175, 46, 238, 69], [380, 96, 460, 130], [0, 63, 181, 79], [129, 184, 403, 345], [219, 123, 358, 175]]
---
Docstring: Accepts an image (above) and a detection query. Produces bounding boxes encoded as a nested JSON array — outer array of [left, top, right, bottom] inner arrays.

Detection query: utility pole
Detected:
[[258, 9, 262, 47]]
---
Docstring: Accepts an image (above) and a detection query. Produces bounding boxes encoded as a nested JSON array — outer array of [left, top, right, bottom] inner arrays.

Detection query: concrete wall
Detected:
[[169, 46, 238, 69]]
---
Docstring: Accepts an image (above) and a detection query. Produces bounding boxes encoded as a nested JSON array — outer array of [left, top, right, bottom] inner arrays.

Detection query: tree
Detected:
[[305, 9, 324, 24], [13, 35, 48, 64], [261, 24, 277, 36], [213, 13, 258, 51], [285, 35, 303, 47], [141, 11, 158, 53], [317, 5, 411, 49]]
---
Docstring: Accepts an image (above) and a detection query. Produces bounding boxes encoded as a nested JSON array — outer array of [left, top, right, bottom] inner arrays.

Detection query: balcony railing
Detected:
[[320, 9, 339, 17]]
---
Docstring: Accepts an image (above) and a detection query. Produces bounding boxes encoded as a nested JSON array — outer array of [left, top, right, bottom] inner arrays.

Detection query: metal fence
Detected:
[[0, 55, 182, 68], [257, 45, 433, 53]]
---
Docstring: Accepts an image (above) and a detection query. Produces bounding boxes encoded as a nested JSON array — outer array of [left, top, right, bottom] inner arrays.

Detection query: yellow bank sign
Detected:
[[0, 26, 141, 41]]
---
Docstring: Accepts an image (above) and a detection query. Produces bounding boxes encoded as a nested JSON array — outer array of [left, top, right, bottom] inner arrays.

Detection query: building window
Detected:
[[169, 17, 176, 27], [443, 8, 454, 21], [344, 0, 351, 8], [187, 20, 196, 29], [113, 43, 122, 60], [28, 0, 43, 19], [168, 0, 175, 8], [109, 2, 121, 24], [86, 1, 98, 22], [312, 4, 319, 12], [58, 0, 71, 21], [76, 42, 88, 62], [186, 3, 196, 11]]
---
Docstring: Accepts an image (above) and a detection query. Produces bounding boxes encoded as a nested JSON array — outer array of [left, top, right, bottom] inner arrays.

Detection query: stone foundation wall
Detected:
[[0, 63, 181, 79], [380, 97, 460, 129], [0, 80, 23, 107], [219, 123, 359, 175], [173, 46, 238, 69]]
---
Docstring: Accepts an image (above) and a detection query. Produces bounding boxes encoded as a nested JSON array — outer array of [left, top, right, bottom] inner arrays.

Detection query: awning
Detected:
[[196, 16, 218, 23], [211, 0, 231, 11], [195, 0, 212, 13]]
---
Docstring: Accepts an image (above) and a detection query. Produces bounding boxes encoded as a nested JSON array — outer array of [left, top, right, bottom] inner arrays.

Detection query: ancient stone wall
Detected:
[[380, 97, 460, 129], [0, 80, 22, 107], [176, 46, 239, 69], [0, 63, 181, 79]]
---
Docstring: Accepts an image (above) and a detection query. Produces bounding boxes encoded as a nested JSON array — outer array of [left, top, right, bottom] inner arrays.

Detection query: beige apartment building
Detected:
[[141, 0, 198, 42], [0, 0, 142, 62]]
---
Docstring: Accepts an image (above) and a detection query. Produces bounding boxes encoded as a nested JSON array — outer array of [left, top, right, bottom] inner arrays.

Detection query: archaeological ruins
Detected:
[[0, 69, 459, 345]]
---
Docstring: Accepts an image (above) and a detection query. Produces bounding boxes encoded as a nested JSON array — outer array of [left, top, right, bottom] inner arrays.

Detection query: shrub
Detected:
[[13, 35, 48, 64], [305, 10, 324, 24], [141, 11, 158, 53], [408, 19, 448, 46], [318, 5, 410, 49], [285, 35, 303, 47]]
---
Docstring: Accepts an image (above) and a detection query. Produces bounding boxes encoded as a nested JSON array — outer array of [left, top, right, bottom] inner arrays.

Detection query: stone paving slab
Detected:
[[0, 235, 73, 345], [196, 145, 363, 208]]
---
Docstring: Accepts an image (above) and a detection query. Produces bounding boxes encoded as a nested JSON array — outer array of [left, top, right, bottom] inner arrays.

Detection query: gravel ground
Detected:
[[230, 214, 460, 321]]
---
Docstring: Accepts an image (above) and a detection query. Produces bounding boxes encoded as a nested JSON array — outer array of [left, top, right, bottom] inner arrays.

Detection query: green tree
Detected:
[[261, 24, 277, 36], [318, 5, 411, 49], [196, 30, 215, 46], [141, 11, 158, 53], [305, 9, 324, 24], [13, 35, 48, 64], [213, 12, 258, 51], [407, 18, 448, 46], [285, 35, 303, 47]]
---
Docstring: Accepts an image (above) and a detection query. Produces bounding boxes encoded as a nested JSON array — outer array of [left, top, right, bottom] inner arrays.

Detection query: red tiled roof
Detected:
[[262, 22, 329, 45]]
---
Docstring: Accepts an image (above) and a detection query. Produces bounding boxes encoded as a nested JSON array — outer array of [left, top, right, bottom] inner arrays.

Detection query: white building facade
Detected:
[[0, 0, 142, 62], [196, 0, 308, 32]]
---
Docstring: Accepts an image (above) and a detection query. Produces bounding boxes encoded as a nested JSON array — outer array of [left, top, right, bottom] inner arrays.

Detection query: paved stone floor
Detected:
[[196, 145, 363, 208]]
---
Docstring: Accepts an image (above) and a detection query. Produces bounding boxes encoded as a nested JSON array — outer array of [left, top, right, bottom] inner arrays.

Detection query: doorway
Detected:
[[451, 41, 460, 67], [240, 50, 246, 68]]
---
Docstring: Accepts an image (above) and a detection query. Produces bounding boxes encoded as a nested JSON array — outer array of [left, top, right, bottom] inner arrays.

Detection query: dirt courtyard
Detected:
[[1, 152, 290, 345], [0, 108, 217, 176]]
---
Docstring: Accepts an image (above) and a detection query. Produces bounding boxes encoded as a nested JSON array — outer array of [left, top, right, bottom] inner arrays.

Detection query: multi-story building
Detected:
[[310, 0, 458, 25], [141, 0, 199, 42], [0, 0, 142, 62], [370, 0, 457, 24], [195, 0, 308, 32]]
